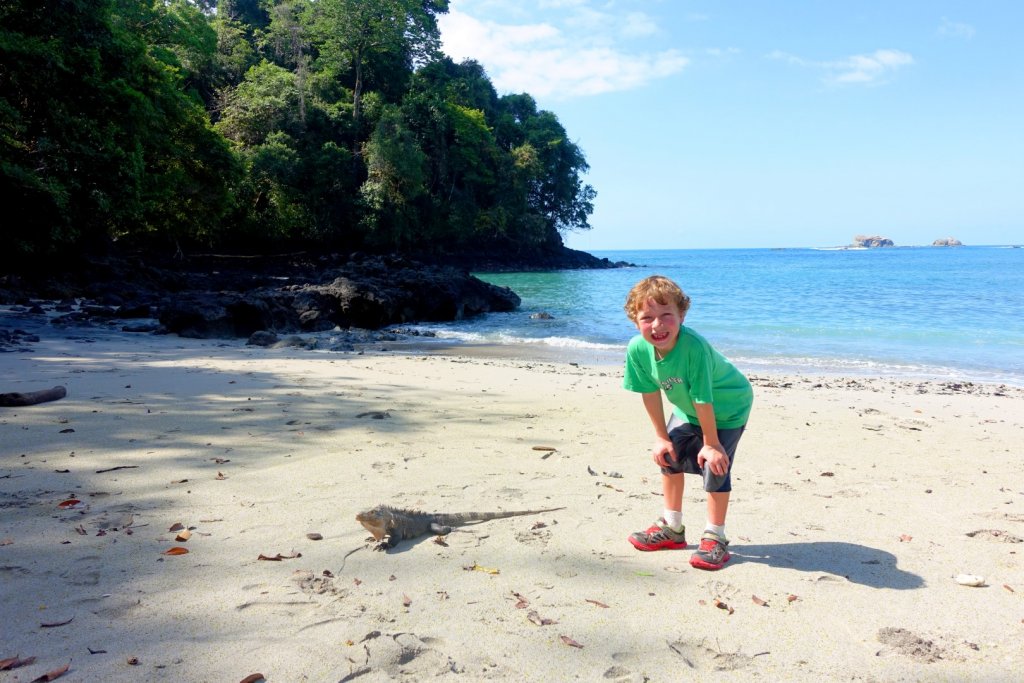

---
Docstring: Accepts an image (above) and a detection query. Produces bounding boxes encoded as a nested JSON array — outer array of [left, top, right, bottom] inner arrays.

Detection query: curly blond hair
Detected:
[[624, 275, 691, 322]]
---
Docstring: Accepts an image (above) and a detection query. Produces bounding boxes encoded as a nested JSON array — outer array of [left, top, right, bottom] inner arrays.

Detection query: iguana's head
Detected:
[[355, 507, 388, 540]]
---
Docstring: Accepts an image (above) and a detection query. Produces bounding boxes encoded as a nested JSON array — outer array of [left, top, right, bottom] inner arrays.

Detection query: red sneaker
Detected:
[[628, 519, 687, 551], [689, 532, 731, 570]]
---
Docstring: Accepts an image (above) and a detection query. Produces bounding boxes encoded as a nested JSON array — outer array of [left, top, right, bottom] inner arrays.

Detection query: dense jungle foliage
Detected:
[[0, 0, 596, 267]]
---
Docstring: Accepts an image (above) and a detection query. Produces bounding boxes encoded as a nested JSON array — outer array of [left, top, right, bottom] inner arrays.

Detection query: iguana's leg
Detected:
[[373, 534, 394, 551], [430, 523, 453, 535]]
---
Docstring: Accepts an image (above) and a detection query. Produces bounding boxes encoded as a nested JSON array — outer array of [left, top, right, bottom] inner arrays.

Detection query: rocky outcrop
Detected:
[[853, 235, 895, 248], [156, 256, 521, 339], [932, 237, 963, 246], [1, 252, 523, 340]]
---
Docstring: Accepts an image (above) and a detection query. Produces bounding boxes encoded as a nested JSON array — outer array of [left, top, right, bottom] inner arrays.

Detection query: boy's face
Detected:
[[634, 298, 684, 355]]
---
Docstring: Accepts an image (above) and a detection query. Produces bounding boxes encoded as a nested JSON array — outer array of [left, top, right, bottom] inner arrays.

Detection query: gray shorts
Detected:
[[662, 413, 745, 493]]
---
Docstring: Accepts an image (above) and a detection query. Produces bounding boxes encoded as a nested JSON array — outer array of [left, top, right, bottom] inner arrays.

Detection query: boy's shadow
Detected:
[[732, 541, 924, 589]]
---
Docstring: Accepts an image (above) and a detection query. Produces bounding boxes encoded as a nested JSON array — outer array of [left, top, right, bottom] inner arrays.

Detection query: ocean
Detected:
[[410, 246, 1024, 386]]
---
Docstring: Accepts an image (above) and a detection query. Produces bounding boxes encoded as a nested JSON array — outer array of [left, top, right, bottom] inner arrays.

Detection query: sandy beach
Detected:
[[2, 327, 1023, 682]]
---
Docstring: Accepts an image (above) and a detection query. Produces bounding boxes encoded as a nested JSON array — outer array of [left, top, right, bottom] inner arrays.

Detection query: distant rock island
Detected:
[[932, 237, 963, 246], [852, 234, 895, 248]]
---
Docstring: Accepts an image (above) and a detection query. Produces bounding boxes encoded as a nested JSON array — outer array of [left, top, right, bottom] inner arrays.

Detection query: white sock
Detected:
[[664, 510, 683, 531], [705, 522, 725, 538]]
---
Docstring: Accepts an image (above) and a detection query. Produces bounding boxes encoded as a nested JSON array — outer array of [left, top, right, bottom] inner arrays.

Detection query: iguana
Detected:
[[355, 504, 565, 550]]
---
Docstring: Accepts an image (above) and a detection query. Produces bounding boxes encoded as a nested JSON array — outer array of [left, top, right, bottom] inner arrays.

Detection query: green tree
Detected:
[[212, 15, 259, 93], [360, 105, 427, 249], [216, 60, 302, 146], [504, 95, 595, 242], [0, 0, 238, 262], [310, 0, 448, 122]]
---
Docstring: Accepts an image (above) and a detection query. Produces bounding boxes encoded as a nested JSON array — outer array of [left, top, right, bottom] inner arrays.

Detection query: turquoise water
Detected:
[[413, 246, 1024, 386]]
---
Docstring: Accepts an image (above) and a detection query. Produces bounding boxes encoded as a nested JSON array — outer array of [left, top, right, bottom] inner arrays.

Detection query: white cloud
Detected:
[[769, 48, 914, 86], [705, 47, 741, 59], [828, 49, 914, 85], [438, 3, 687, 100], [620, 12, 659, 38], [938, 17, 976, 39]]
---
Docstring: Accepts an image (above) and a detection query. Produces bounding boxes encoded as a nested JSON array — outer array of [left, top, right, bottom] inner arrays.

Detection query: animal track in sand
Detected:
[[979, 511, 1024, 523], [666, 637, 753, 672], [965, 528, 1023, 543]]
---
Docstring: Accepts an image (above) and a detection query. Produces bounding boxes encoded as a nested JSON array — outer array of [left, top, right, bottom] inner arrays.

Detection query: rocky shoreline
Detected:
[[0, 247, 628, 342]]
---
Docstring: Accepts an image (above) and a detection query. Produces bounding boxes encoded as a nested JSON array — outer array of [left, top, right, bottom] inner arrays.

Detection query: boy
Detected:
[[622, 275, 753, 570]]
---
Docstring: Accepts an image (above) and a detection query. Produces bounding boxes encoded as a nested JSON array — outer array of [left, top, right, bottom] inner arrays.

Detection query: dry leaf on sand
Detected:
[[713, 599, 734, 615], [527, 610, 556, 626], [0, 656, 36, 670], [29, 662, 70, 682], [257, 552, 301, 561]]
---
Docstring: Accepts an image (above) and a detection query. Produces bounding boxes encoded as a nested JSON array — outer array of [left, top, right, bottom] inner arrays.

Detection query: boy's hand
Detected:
[[698, 444, 730, 476], [651, 437, 676, 468]]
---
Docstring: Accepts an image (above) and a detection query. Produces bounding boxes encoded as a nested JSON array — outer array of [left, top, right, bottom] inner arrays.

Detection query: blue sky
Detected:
[[438, 1, 1023, 250]]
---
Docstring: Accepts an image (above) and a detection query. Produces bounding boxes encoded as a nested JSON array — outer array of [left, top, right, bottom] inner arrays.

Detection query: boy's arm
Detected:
[[694, 402, 729, 475], [641, 391, 675, 467]]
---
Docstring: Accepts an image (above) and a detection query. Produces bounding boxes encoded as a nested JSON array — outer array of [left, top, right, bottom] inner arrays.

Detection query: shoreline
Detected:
[[2, 326, 1023, 681], [4, 300, 1023, 389]]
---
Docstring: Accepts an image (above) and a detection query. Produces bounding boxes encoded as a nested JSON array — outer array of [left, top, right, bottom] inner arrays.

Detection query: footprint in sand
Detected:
[[341, 632, 460, 681], [293, 570, 350, 598], [515, 527, 553, 547], [60, 554, 102, 586], [876, 627, 962, 663], [700, 579, 740, 601], [602, 664, 646, 681]]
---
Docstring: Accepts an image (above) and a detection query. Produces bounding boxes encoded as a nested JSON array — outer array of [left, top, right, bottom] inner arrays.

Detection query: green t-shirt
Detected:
[[622, 325, 753, 429]]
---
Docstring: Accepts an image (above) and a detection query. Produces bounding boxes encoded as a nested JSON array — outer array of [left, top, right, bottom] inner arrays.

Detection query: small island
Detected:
[[852, 234, 895, 248], [932, 237, 964, 246]]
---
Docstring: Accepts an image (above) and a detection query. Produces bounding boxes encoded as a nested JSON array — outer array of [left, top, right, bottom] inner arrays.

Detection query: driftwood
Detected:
[[0, 385, 67, 407]]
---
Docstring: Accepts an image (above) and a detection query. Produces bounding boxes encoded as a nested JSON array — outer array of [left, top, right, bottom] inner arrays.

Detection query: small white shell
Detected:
[[954, 574, 987, 587]]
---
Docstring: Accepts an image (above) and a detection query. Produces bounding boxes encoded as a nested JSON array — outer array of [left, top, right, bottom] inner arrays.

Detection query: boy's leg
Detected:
[[707, 491, 729, 526], [663, 471, 685, 513], [691, 427, 744, 570]]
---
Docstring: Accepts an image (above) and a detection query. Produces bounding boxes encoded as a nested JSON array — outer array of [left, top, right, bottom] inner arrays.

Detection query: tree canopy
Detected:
[[1, 0, 595, 266]]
